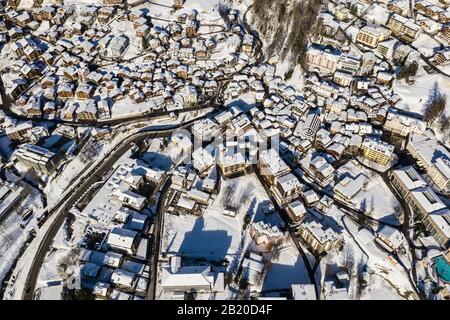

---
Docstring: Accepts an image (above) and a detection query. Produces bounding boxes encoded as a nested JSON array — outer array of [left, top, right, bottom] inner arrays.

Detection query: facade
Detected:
[[386, 14, 421, 43], [407, 134, 450, 195], [273, 173, 302, 206], [306, 45, 341, 74], [390, 166, 450, 247], [361, 137, 394, 166], [6, 121, 32, 142], [356, 25, 391, 48], [297, 214, 342, 254], [384, 110, 426, 137], [250, 220, 284, 248], [258, 149, 291, 185], [14, 144, 62, 175]]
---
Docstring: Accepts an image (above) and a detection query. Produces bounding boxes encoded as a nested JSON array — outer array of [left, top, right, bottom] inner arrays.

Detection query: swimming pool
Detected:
[[433, 256, 450, 283]]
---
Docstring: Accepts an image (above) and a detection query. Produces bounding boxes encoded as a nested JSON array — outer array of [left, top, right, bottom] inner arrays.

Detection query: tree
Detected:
[[423, 84, 447, 125], [239, 277, 249, 291], [397, 62, 418, 80], [61, 286, 75, 300], [185, 290, 196, 300], [74, 289, 95, 300], [438, 114, 450, 133], [225, 272, 234, 286], [243, 214, 251, 230]]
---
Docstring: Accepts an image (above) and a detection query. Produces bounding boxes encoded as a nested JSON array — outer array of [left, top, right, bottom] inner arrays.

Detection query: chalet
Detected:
[[6, 121, 32, 143], [75, 83, 94, 100], [62, 102, 78, 121], [186, 20, 197, 37], [103, 0, 125, 5], [434, 48, 450, 65], [250, 220, 284, 249], [194, 43, 208, 59], [173, 0, 184, 9], [57, 82, 74, 99], [15, 12, 32, 28], [76, 99, 97, 122], [20, 64, 41, 79], [242, 34, 254, 55]]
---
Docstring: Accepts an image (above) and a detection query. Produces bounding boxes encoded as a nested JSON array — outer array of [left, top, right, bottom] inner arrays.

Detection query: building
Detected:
[[406, 134, 450, 194], [306, 45, 341, 75], [160, 256, 224, 294], [384, 110, 426, 137], [218, 144, 250, 178], [386, 14, 421, 43], [434, 48, 450, 66], [111, 269, 136, 291], [376, 225, 405, 252], [181, 85, 198, 106], [409, 187, 450, 247], [76, 99, 97, 122], [242, 252, 265, 286], [107, 35, 129, 58], [376, 39, 399, 59], [333, 173, 369, 205], [285, 200, 307, 223], [14, 144, 62, 175], [361, 137, 394, 166], [173, 0, 184, 9], [291, 284, 317, 300], [258, 149, 291, 185], [110, 189, 146, 211], [273, 173, 303, 206], [390, 166, 427, 198], [107, 227, 139, 255], [356, 25, 391, 48], [301, 111, 321, 140], [242, 34, 254, 55], [297, 213, 343, 254], [6, 121, 32, 143], [250, 220, 284, 249], [390, 166, 450, 247]]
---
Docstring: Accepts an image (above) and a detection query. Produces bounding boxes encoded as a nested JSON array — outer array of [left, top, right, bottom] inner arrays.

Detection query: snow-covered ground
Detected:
[[261, 238, 311, 292], [394, 73, 450, 114], [343, 217, 417, 300]]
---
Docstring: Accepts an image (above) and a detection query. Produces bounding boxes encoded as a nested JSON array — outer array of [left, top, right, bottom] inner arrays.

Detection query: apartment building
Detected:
[[306, 45, 341, 75], [407, 134, 450, 195], [14, 143, 61, 175], [5, 121, 33, 143], [389, 166, 450, 247], [356, 25, 391, 48], [273, 173, 303, 206], [386, 14, 421, 43], [384, 110, 426, 137], [297, 213, 343, 254], [258, 149, 291, 185], [361, 137, 395, 166]]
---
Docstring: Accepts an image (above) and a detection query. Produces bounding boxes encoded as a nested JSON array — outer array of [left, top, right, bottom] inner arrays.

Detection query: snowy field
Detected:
[[393, 66, 450, 117], [261, 238, 311, 292]]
